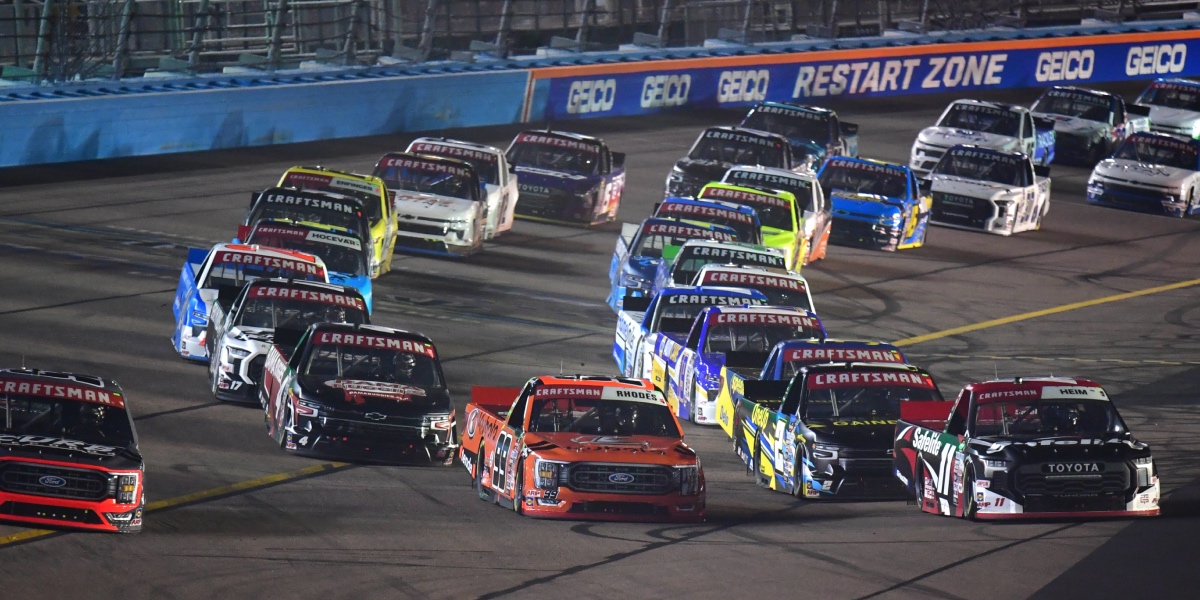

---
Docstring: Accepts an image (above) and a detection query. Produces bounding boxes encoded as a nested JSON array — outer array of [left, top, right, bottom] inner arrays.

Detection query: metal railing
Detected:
[[0, 0, 1192, 83]]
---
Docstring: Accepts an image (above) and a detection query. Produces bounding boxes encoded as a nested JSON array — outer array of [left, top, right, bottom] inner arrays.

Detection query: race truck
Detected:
[[261, 323, 457, 464], [459, 376, 704, 521], [654, 196, 763, 244], [1031, 86, 1150, 165], [648, 305, 826, 424], [666, 126, 796, 199], [650, 239, 787, 298], [242, 188, 376, 271], [607, 217, 738, 312], [722, 165, 832, 264], [505, 130, 626, 225], [613, 286, 767, 378], [911, 99, 1056, 178], [276, 167, 396, 278], [206, 279, 368, 404], [894, 376, 1160, 520], [733, 362, 946, 499], [171, 243, 327, 362], [1133, 78, 1200, 139], [740, 102, 859, 168], [244, 220, 373, 311], [697, 182, 807, 269], [372, 152, 487, 257], [816, 156, 931, 251], [928, 145, 1051, 236], [406, 137, 519, 239], [1086, 132, 1200, 217], [694, 265, 814, 312], [0, 369, 145, 533], [714, 338, 905, 437]]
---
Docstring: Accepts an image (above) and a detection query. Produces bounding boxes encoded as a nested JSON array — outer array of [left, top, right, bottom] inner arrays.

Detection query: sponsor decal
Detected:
[[826, 419, 898, 426], [701, 186, 790, 209], [944, 147, 1023, 166], [379, 157, 471, 177], [569, 435, 644, 446], [0, 378, 123, 408], [514, 133, 602, 154], [38, 475, 67, 487], [264, 349, 288, 382], [566, 79, 617, 114], [725, 170, 812, 191], [0, 434, 120, 456], [601, 387, 665, 404], [793, 53, 1006, 98], [658, 201, 756, 224], [535, 386, 604, 398], [1042, 462, 1102, 474], [976, 388, 1040, 401], [1126, 44, 1187, 77], [1035, 49, 1095, 82], [325, 379, 426, 404], [212, 251, 324, 277], [608, 472, 636, 484], [465, 407, 481, 438], [809, 371, 936, 389], [410, 142, 497, 163], [642, 222, 736, 241], [642, 74, 691, 108], [700, 270, 804, 291], [1044, 88, 1110, 106], [709, 312, 819, 328], [985, 437, 1142, 453], [313, 332, 435, 356], [517, 183, 553, 195], [718, 70, 769, 103], [912, 428, 945, 454], [251, 225, 362, 251], [824, 158, 905, 176], [663, 294, 764, 306], [1041, 386, 1108, 400], [753, 104, 827, 119], [702, 129, 782, 148], [259, 191, 357, 214], [784, 347, 902, 363], [248, 285, 365, 311], [685, 246, 784, 267]]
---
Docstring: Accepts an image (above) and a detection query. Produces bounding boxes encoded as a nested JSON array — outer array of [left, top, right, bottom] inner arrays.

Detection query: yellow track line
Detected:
[[0, 462, 350, 547], [893, 278, 1200, 347]]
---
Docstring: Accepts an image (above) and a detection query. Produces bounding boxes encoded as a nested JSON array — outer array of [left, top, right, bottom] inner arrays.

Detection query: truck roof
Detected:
[[703, 305, 817, 319], [675, 238, 776, 255], [409, 136, 503, 155], [0, 369, 125, 409], [310, 322, 434, 347], [773, 339, 905, 364], [821, 155, 910, 174], [695, 264, 808, 289], [966, 377, 1108, 403], [948, 99, 1026, 113], [757, 102, 835, 116]]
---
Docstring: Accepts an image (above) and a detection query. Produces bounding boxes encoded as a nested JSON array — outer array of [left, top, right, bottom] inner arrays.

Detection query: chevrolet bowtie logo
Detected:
[[364, 412, 387, 421]]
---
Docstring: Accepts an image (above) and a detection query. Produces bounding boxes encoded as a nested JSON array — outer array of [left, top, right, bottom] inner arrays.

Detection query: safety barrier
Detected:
[[3, 19, 1200, 168]]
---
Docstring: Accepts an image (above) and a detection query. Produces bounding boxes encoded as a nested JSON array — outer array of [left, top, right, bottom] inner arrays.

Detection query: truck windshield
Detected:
[[819, 161, 908, 198], [933, 149, 1029, 186], [278, 173, 382, 222], [374, 158, 477, 200], [671, 247, 784, 285], [973, 400, 1124, 437], [249, 194, 367, 234], [939, 104, 1020, 137], [1113, 136, 1199, 170], [410, 142, 500, 185], [236, 297, 367, 330], [705, 321, 822, 353], [804, 385, 942, 420], [304, 345, 442, 388], [202, 252, 325, 289], [1032, 90, 1112, 122], [741, 109, 831, 145], [528, 397, 681, 438], [656, 202, 760, 243], [723, 171, 816, 214], [1138, 83, 1200, 111], [688, 134, 786, 168], [1, 395, 134, 448], [247, 230, 367, 276], [507, 137, 602, 175], [633, 224, 735, 259]]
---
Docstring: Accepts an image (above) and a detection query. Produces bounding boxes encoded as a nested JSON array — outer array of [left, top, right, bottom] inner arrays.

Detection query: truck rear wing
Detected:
[[899, 401, 954, 430], [724, 351, 771, 371], [738, 379, 790, 405], [470, 386, 519, 419]]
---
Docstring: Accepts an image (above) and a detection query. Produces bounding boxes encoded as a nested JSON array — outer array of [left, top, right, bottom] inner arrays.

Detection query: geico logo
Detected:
[[641, 74, 691, 108], [1126, 44, 1186, 76], [718, 70, 769, 103], [1035, 49, 1095, 82], [566, 79, 616, 114]]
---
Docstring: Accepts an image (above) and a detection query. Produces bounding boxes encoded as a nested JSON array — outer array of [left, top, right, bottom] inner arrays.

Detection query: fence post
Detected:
[[576, 0, 596, 45], [32, 0, 56, 82], [111, 0, 136, 79], [656, 0, 672, 40], [188, 0, 212, 71], [417, 0, 438, 60], [13, 0, 24, 66], [267, 0, 291, 70], [494, 0, 513, 56], [341, 0, 363, 65]]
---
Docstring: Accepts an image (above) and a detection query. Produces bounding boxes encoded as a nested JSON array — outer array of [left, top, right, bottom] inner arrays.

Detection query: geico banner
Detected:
[[533, 30, 1200, 119]]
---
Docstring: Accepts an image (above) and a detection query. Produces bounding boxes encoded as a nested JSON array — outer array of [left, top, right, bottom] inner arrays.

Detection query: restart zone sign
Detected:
[[536, 29, 1200, 119]]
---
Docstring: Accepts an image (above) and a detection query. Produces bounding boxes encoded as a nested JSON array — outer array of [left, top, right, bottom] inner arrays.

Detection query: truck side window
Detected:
[[506, 384, 531, 430], [685, 317, 704, 350], [944, 389, 970, 436], [780, 376, 802, 415], [1024, 113, 1034, 138]]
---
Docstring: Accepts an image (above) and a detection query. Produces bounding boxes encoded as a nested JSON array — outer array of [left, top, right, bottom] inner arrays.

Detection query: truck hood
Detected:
[[931, 177, 1023, 200], [809, 421, 897, 451], [0, 434, 142, 469], [919, 127, 1019, 151], [969, 434, 1149, 461], [225, 325, 274, 348], [674, 157, 735, 185], [1146, 106, 1200, 131], [298, 376, 452, 415], [513, 166, 599, 195], [391, 191, 478, 220], [830, 191, 905, 220], [1092, 158, 1195, 188], [1031, 113, 1105, 137], [525, 432, 697, 463]]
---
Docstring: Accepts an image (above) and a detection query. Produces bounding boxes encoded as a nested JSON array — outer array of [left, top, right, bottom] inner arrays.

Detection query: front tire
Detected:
[[961, 467, 978, 520], [511, 461, 524, 514]]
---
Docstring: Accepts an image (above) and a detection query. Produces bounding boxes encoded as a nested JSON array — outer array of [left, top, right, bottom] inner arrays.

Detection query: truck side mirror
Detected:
[[611, 152, 626, 168], [1034, 165, 1051, 178]]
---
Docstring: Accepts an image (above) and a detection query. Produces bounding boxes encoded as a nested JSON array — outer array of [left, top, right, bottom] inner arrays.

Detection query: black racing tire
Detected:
[[912, 461, 926, 506], [962, 467, 978, 521], [511, 461, 524, 514], [752, 437, 770, 488], [475, 450, 494, 503], [208, 353, 220, 399], [792, 446, 807, 498]]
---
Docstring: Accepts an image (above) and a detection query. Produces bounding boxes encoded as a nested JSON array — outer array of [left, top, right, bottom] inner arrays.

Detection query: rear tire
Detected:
[[752, 438, 770, 488], [475, 451, 494, 503], [962, 468, 978, 520]]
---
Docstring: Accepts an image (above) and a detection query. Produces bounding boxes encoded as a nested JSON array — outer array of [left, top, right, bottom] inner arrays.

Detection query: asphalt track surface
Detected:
[[1, 82, 1198, 600]]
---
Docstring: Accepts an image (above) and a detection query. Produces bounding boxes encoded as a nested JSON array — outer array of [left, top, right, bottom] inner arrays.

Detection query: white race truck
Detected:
[[911, 100, 1056, 178], [406, 137, 519, 240], [928, 145, 1050, 236]]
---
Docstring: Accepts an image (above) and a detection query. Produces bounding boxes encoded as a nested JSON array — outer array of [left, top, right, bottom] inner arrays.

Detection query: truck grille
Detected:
[[0, 463, 109, 501], [932, 192, 993, 229], [567, 501, 669, 516], [830, 218, 887, 248], [1016, 464, 1129, 497], [320, 417, 425, 444], [568, 464, 674, 495], [397, 221, 448, 237], [516, 192, 574, 219]]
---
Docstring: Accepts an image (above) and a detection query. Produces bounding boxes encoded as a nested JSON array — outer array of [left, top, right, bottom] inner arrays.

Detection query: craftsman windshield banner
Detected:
[[530, 29, 1200, 120]]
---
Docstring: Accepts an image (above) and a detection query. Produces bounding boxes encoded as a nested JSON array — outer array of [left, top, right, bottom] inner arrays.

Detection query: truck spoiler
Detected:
[[470, 386, 518, 418], [739, 379, 790, 404], [900, 401, 954, 429]]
